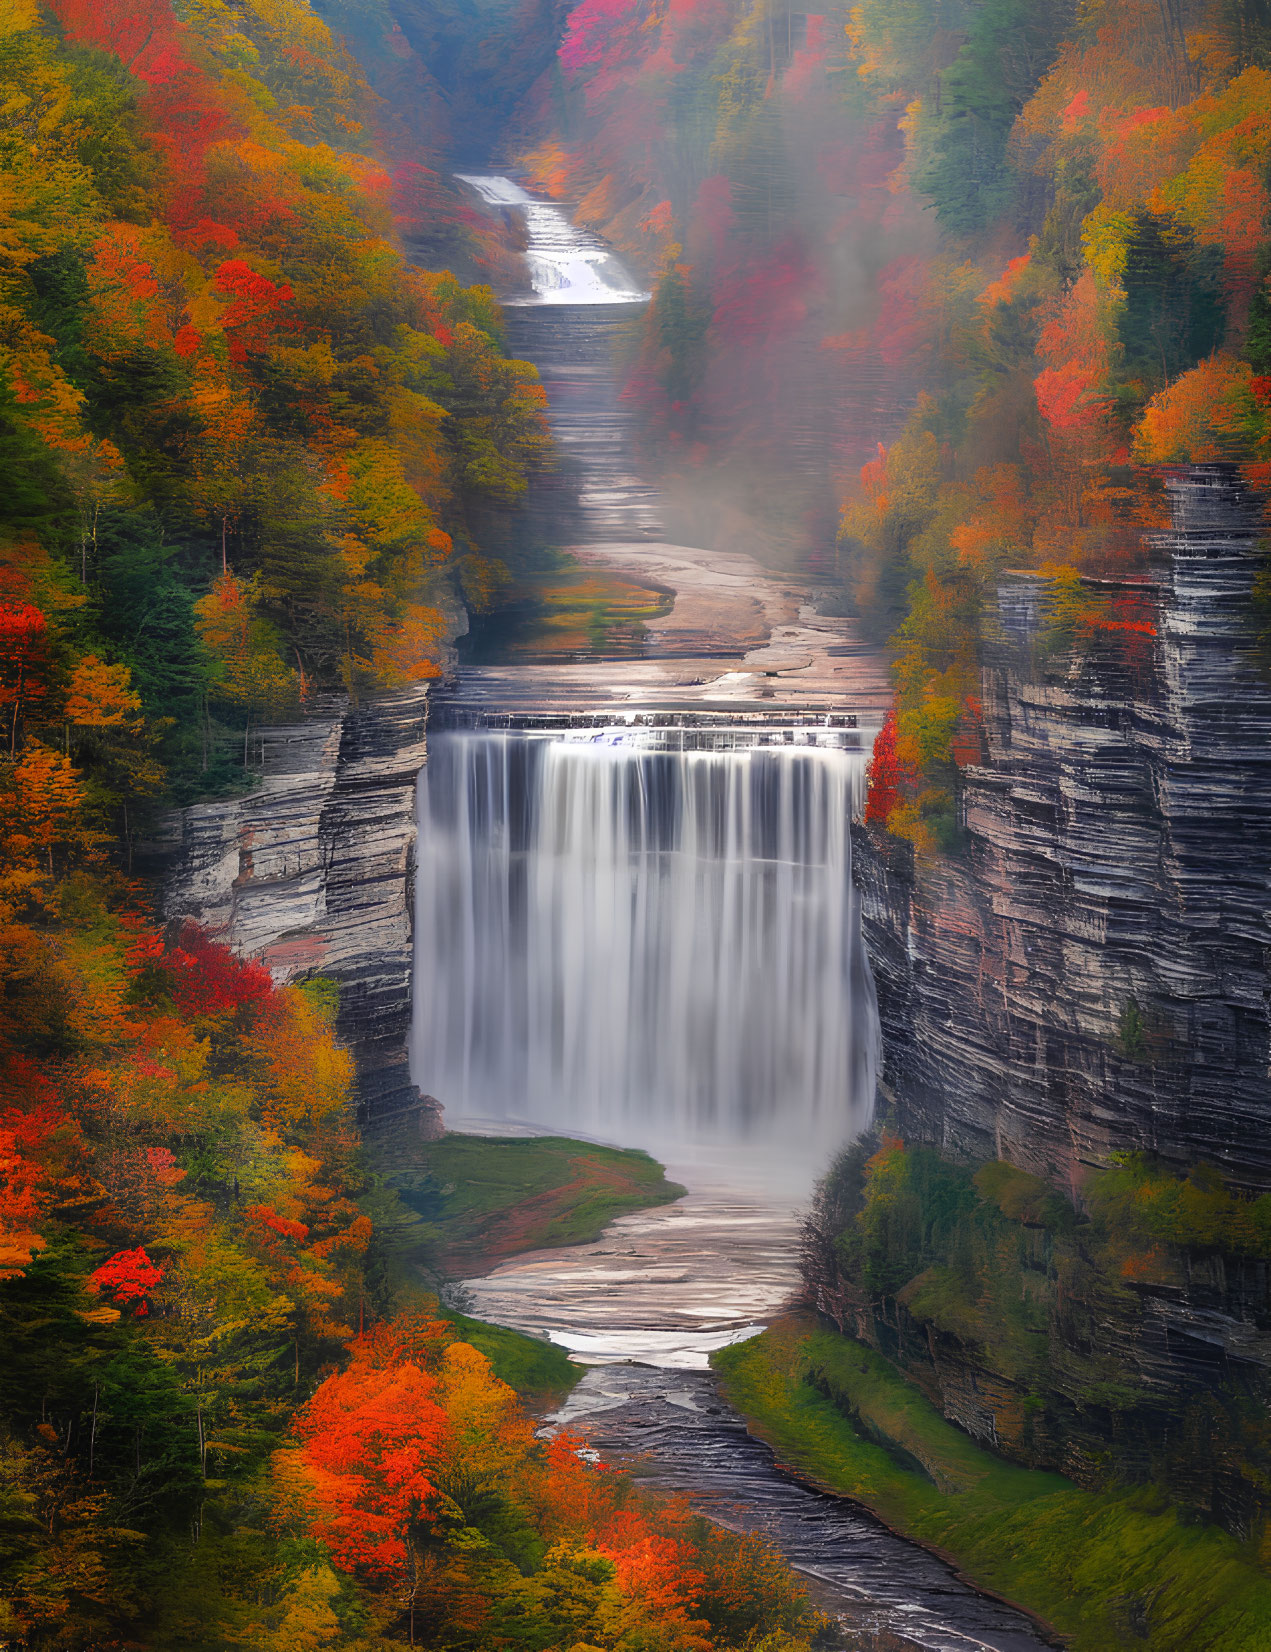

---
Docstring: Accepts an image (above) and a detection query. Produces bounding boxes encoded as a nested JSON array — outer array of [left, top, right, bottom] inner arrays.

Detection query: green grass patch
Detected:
[[391, 1132, 684, 1276], [713, 1315, 1271, 1650], [438, 1308, 582, 1404]]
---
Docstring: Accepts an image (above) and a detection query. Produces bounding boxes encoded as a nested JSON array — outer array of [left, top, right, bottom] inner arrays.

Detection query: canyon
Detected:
[[152, 172, 1059, 1647], [21, 1, 1271, 1645], [153, 162, 1271, 1637]]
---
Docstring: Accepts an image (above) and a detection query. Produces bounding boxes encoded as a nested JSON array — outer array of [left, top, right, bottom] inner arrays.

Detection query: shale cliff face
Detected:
[[819, 466, 1271, 1527], [155, 686, 441, 1137], [858, 464, 1271, 1192]]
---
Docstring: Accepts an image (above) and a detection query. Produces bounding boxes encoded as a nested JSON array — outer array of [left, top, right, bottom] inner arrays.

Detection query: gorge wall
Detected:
[[858, 463, 1271, 1193], [151, 686, 442, 1138], [806, 464, 1271, 1531]]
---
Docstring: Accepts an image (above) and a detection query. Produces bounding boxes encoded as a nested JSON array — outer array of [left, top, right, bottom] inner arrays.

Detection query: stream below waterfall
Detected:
[[411, 177, 1058, 1652], [461, 1182, 1054, 1652]]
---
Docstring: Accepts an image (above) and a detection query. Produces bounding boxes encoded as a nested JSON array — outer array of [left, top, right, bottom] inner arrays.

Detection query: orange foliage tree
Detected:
[[281, 1316, 451, 1580]]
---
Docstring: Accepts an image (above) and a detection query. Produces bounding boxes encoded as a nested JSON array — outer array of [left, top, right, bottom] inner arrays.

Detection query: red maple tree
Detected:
[[287, 1320, 451, 1578], [0, 603, 50, 755], [164, 924, 274, 1019], [89, 1246, 164, 1314], [865, 708, 901, 826]]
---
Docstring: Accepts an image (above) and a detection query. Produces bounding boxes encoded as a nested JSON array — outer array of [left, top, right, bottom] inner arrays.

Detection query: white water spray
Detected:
[[411, 726, 877, 1164]]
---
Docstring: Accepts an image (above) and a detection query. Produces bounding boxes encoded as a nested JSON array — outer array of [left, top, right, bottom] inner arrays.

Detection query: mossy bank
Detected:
[[386, 1131, 684, 1274], [367, 1131, 685, 1403], [715, 1315, 1271, 1650]]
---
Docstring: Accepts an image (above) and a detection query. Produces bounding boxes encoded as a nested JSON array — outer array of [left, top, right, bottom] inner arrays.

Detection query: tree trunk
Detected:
[[124, 25, 157, 70]]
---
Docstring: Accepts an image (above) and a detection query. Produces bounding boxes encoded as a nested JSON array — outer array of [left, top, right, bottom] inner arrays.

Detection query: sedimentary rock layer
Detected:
[[832, 466, 1271, 1520], [859, 464, 1271, 1193], [152, 686, 441, 1136]]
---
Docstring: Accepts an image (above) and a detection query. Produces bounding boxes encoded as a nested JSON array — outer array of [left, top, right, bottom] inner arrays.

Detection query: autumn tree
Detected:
[[0, 743, 96, 878], [194, 571, 300, 750], [865, 709, 902, 827], [88, 1245, 164, 1315], [0, 602, 51, 755], [281, 1318, 450, 1583]]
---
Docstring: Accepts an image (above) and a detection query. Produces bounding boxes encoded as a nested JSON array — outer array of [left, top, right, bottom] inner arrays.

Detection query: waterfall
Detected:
[[411, 725, 878, 1164], [455, 174, 648, 305]]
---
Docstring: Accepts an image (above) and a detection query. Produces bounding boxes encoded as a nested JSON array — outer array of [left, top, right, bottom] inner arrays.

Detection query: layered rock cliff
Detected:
[[152, 686, 441, 1138], [857, 463, 1271, 1192], [810, 465, 1271, 1530]]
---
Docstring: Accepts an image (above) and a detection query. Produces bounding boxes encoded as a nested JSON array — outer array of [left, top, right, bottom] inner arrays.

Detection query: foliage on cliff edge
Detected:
[[842, 0, 1271, 837]]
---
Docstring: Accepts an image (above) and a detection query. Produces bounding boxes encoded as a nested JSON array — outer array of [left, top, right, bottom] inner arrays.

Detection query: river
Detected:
[[412, 175, 1056, 1652]]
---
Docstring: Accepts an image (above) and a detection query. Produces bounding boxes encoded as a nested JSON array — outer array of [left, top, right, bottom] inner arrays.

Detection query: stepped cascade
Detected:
[[411, 722, 877, 1161], [455, 174, 648, 304]]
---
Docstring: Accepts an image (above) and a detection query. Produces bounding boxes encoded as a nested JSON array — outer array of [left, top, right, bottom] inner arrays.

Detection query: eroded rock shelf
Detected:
[[151, 684, 441, 1134]]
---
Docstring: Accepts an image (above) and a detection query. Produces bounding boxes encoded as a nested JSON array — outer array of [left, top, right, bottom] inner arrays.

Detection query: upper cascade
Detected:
[[456, 173, 649, 305]]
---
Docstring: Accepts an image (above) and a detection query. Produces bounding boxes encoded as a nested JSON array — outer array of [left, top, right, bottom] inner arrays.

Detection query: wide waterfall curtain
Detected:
[[412, 729, 878, 1162]]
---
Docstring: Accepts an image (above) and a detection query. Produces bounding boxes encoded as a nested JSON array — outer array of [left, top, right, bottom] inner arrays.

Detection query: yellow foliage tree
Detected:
[[64, 656, 142, 730], [1, 742, 96, 877], [194, 572, 300, 729]]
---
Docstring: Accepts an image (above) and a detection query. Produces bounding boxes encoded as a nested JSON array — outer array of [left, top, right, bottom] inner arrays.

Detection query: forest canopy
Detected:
[[0, 0, 549, 820]]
